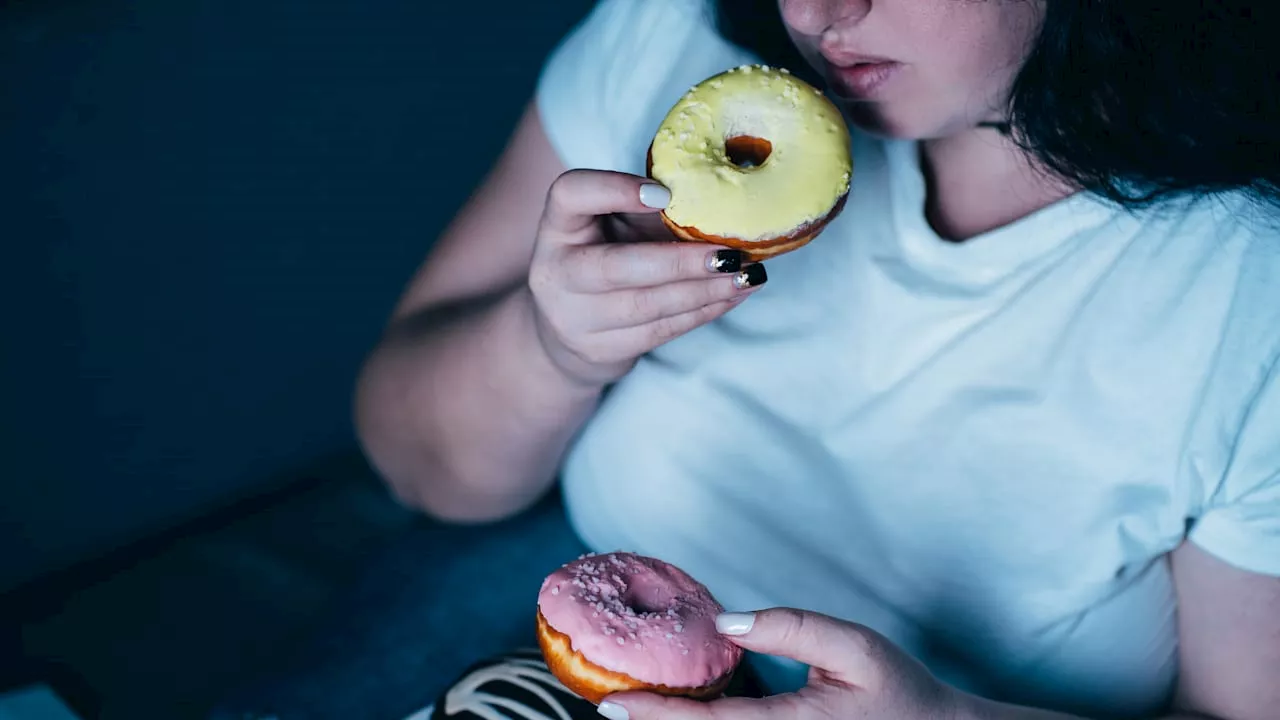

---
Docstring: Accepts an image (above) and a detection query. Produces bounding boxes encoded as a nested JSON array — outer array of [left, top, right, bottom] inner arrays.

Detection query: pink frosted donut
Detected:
[[535, 551, 744, 704]]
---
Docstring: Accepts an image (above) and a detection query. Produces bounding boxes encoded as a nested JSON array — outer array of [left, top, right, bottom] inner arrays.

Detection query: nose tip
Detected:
[[781, 0, 871, 38], [779, 0, 832, 36]]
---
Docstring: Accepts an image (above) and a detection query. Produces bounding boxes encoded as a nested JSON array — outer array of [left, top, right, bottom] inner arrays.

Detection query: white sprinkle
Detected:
[[550, 587, 559, 595], [675, 624, 684, 633], [682, 649, 689, 656], [665, 633, 674, 639], [617, 637, 626, 645]]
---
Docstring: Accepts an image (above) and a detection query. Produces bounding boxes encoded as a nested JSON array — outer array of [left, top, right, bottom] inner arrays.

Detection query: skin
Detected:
[[354, 0, 1279, 716], [781, 0, 1070, 240]]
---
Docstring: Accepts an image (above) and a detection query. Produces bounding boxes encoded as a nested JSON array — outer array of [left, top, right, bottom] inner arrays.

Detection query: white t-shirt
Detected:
[[536, 1, 1280, 716]]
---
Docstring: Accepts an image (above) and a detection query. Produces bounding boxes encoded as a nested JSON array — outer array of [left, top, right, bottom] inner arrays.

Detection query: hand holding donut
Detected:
[[535, 555, 962, 720], [528, 169, 766, 388], [598, 608, 968, 720]]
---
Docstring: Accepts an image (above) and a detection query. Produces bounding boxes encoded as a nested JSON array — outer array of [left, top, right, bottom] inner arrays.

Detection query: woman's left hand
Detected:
[[599, 607, 969, 720]]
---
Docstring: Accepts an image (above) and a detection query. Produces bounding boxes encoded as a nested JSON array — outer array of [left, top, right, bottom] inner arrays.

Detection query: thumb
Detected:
[[597, 693, 711, 720], [715, 608, 875, 682], [600, 692, 789, 720]]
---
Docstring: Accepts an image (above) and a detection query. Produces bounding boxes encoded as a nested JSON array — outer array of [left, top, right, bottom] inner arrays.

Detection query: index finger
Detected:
[[540, 169, 670, 241], [717, 608, 875, 682]]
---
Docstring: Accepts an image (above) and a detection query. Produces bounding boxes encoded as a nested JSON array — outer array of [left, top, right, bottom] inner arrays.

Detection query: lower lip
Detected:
[[829, 62, 901, 99]]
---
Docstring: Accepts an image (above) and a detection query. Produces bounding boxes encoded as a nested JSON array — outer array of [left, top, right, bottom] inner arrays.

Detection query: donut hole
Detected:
[[724, 135, 773, 169], [623, 582, 676, 615]]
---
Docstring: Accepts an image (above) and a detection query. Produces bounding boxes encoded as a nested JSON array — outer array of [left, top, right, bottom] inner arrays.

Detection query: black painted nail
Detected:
[[707, 249, 745, 274], [733, 263, 767, 289]]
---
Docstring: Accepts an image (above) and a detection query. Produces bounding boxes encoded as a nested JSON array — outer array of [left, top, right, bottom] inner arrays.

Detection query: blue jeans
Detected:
[[212, 491, 589, 720]]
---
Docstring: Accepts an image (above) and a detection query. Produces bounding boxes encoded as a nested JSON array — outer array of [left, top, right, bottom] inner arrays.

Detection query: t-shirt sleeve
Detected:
[[534, 0, 749, 174], [1189, 353, 1280, 576]]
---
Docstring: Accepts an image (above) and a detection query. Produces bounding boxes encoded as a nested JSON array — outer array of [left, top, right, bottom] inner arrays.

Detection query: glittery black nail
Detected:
[[733, 263, 767, 289], [707, 249, 745, 274]]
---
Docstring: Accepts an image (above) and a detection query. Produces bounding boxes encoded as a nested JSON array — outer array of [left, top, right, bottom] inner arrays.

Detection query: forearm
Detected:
[[354, 283, 602, 522]]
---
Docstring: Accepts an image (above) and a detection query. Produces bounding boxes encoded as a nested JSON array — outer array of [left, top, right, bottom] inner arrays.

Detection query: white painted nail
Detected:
[[598, 700, 629, 720], [639, 183, 670, 209], [716, 612, 756, 635]]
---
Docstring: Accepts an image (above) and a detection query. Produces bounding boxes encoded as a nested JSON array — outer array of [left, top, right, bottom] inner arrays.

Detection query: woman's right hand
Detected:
[[527, 169, 767, 388]]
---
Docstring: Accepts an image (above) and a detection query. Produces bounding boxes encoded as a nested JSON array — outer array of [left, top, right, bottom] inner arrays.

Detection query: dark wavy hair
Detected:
[[714, 0, 1280, 210]]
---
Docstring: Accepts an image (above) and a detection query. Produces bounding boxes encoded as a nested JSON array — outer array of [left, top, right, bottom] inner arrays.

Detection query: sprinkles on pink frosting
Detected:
[[537, 551, 742, 688]]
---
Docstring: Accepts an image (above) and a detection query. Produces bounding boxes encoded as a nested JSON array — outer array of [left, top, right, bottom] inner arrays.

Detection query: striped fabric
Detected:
[[412, 649, 598, 720]]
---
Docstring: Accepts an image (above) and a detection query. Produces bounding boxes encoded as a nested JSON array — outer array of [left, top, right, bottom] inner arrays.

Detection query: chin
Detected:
[[833, 100, 936, 140]]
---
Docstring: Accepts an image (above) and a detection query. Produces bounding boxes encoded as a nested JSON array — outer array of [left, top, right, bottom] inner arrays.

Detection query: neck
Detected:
[[919, 125, 1074, 242]]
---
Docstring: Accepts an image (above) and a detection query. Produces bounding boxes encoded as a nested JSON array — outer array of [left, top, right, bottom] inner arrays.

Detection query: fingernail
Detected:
[[706, 249, 744, 273], [639, 183, 670, 209], [716, 612, 756, 635], [732, 264, 767, 289], [598, 700, 629, 720]]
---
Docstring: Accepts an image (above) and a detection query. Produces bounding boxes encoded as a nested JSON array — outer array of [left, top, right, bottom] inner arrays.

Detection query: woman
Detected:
[[354, 0, 1280, 718]]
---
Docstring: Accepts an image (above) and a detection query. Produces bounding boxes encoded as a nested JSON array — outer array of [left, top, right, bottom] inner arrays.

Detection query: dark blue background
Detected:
[[1, 0, 595, 592]]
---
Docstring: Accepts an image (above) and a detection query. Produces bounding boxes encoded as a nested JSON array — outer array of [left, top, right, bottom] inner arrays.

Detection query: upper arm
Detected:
[[389, 0, 749, 320], [391, 100, 565, 319], [1170, 541, 1280, 720]]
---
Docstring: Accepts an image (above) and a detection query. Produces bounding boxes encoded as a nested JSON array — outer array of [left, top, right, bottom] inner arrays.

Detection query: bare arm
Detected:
[[389, 102, 563, 317], [1164, 541, 1280, 720], [354, 101, 756, 522], [353, 102, 592, 522]]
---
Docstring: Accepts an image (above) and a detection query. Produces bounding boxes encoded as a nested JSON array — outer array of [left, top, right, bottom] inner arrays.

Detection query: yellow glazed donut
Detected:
[[646, 64, 852, 261]]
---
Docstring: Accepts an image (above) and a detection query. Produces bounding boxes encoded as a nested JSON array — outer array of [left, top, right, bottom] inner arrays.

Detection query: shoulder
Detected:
[[1170, 194, 1280, 572], [535, 0, 755, 174], [1205, 194, 1280, 357], [560, 0, 714, 44], [1149, 193, 1280, 398], [1133, 191, 1280, 325], [1103, 191, 1280, 453]]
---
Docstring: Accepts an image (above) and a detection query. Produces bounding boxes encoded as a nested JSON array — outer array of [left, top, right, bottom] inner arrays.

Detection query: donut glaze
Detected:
[[647, 64, 852, 259], [537, 552, 742, 695]]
